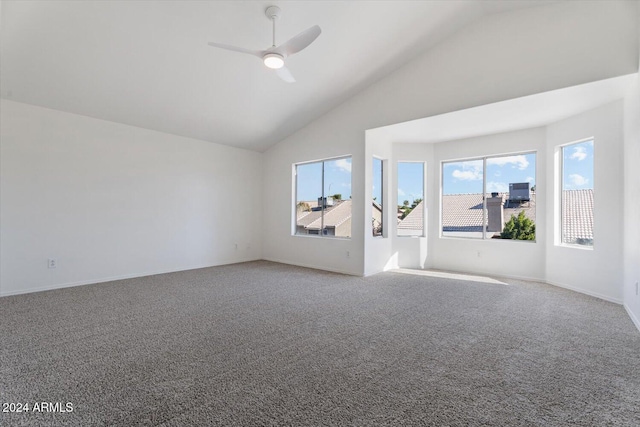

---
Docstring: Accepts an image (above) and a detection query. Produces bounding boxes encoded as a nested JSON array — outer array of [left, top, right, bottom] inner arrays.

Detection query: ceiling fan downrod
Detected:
[[265, 6, 281, 48]]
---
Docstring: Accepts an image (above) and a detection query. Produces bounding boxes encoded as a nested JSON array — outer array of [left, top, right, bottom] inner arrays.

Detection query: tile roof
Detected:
[[441, 193, 536, 232], [562, 189, 593, 243], [299, 190, 593, 238], [297, 200, 352, 230], [432, 190, 593, 238], [398, 201, 424, 230], [297, 200, 384, 233], [441, 194, 484, 232]]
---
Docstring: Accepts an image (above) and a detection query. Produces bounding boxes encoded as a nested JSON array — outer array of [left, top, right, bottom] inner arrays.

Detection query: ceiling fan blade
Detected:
[[207, 42, 263, 58], [276, 66, 296, 83], [274, 25, 321, 57]]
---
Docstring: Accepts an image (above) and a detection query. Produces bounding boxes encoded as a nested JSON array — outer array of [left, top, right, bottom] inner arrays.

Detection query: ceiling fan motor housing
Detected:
[[265, 6, 281, 20]]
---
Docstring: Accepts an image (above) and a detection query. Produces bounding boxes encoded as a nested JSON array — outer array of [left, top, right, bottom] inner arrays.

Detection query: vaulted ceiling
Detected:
[[1, 1, 555, 152]]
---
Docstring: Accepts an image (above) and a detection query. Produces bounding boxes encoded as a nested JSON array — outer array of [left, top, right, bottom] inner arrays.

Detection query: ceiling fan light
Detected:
[[263, 53, 284, 69]]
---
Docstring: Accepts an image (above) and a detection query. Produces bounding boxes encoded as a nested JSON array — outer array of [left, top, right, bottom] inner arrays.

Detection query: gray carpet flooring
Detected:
[[1, 260, 639, 426]]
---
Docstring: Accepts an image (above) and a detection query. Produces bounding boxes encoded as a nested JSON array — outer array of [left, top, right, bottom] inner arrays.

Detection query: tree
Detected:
[[501, 211, 535, 240], [332, 193, 342, 200], [411, 198, 423, 208], [403, 200, 410, 207], [297, 201, 311, 213]]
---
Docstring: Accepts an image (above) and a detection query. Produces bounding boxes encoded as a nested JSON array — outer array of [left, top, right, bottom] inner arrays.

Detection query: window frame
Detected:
[[557, 138, 594, 249], [397, 161, 426, 238], [293, 155, 352, 239], [440, 150, 537, 242], [372, 156, 384, 238]]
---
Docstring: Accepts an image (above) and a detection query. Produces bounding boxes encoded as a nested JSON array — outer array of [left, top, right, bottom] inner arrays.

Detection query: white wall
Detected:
[[363, 130, 394, 276], [623, 17, 640, 326], [0, 100, 263, 296], [261, 115, 365, 275], [429, 128, 547, 281], [545, 101, 624, 303], [262, 1, 637, 276], [392, 143, 433, 271]]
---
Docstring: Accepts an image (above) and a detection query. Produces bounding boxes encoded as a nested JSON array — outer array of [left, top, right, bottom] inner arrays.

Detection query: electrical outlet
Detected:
[[477, 251, 481, 258], [234, 243, 238, 251], [48, 258, 57, 269], [346, 251, 350, 258]]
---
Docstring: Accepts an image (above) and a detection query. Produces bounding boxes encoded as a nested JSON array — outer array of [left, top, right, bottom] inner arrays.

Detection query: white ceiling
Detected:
[[370, 74, 636, 144], [1, 1, 555, 152]]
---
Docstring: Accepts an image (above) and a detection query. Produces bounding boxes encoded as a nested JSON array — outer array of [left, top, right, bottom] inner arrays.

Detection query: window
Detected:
[[372, 158, 383, 236], [294, 156, 352, 238], [397, 162, 425, 237], [442, 152, 536, 241], [561, 139, 594, 247]]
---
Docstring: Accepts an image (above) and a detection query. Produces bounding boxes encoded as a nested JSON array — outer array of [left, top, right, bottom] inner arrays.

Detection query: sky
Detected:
[[562, 140, 594, 190], [373, 158, 383, 203], [397, 162, 424, 205], [297, 158, 422, 207], [297, 143, 593, 203], [442, 153, 537, 195], [296, 157, 352, 202]]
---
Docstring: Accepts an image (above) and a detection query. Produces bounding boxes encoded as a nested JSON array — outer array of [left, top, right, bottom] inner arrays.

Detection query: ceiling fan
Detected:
[[208, 6, 321, 83]]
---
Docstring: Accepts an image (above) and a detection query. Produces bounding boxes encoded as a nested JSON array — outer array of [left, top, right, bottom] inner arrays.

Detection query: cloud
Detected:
[[398, 188, 406, 196], [486, 181, 508, 193], [333, 158, 352, 173], [452, 169, 482, 181], [569, 146, 587, 161], [569, 174, 588, 187], [486, 155, 529, 170], [526, 176, 534, 182]]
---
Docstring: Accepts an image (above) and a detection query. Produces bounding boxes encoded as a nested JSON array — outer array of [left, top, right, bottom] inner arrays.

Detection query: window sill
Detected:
[[556, 243, 593, 251], [292, 234, 351, 240]]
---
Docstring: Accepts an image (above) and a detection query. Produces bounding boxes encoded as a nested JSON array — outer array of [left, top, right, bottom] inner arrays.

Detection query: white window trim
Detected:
[[372, 156, 385, 238], [556, 137, 594, 250], [292, 155, 352, 239], [397, 161, 427, 238], [440, 150, 537, 242]]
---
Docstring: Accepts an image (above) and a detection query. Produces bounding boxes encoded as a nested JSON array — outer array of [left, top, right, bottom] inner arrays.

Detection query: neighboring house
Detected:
[[562, 189, 594, 245], [398, 202, 424, 236], [372, 201, 382, 236], [442, 193, 537, 234], [297, 200, 353, 237], [427, 190, 593, 241], [296, 200, 383, 238]]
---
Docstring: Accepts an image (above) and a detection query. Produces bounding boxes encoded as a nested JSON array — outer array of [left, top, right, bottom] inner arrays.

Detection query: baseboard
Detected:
[[364, 269, 384, 277], [433, 268, 622, 304], [624, 304, 640, 332], [364, 265, 398, 277], [422, 266, 543, 284], [545, 280, 622, 305], [1, 258, 626, 310], [402, 266, 622, 305], [0, 258, 261, 297], [261, 257, 362, 277]]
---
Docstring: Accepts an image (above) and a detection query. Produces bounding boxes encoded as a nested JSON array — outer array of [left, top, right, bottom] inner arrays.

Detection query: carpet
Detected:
[[1, 261, 639, 426]]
